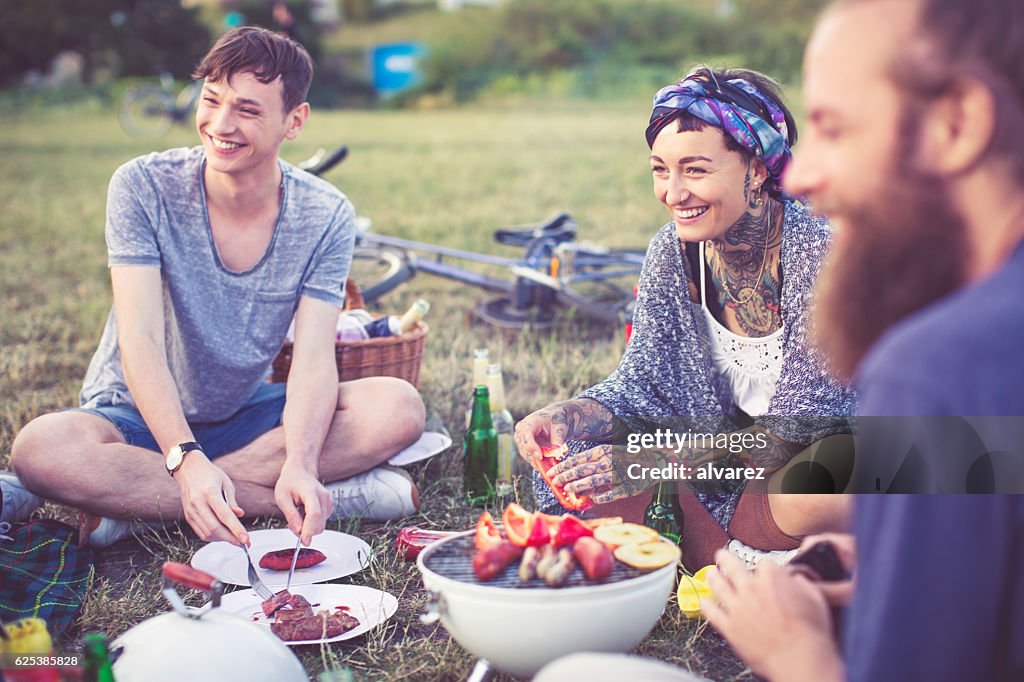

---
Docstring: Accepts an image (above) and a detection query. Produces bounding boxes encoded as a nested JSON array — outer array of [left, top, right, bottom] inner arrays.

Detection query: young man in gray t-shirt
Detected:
[[5, 28, 425, 547]]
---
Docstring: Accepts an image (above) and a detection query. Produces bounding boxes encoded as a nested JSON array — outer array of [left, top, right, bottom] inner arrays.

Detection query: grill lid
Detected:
[[422, 534, 650, 589]]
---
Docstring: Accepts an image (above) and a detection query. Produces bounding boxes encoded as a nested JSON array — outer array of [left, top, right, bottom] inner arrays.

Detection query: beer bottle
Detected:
[[82, 632, 116, 682], [463, 386, 498, 506], [397, 299, 430, 334], [643, 481, 683, 546], [465, 348, 490, 427], [485, 363, 515, 500]]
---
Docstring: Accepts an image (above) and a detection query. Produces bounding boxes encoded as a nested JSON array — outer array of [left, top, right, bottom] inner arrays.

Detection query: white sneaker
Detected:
[[79, 513, 157, 547], [0, 472, 42, 525], [727, 538, 799, 570], [327, 465, 420, 522]]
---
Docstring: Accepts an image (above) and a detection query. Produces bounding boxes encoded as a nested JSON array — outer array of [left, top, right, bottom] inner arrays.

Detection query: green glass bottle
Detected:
[[463, 385, 498, 506], [644, 481, 683, 546], [82, 632, 116, 682]]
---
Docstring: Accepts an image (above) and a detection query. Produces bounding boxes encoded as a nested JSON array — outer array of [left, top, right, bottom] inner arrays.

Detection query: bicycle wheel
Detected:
[[119, 86, 175, 138], [555, 279, 636, 325], [552, 248, 642, 324], [348, 246, 414, 304]]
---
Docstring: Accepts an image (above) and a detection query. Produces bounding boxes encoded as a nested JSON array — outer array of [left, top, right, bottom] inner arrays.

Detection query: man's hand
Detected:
[[275, 463, 332, 546], [790, 533, 857, 607], [548, 444, 658, 504], [174, 454, 248, 546], [703, 549, 845, 682]]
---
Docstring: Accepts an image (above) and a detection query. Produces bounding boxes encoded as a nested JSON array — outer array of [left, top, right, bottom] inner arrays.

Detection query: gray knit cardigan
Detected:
[[534, 199, 857, 524]]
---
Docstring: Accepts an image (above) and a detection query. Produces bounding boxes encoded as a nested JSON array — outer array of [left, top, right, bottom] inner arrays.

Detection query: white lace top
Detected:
[[699, 241, 784, 416]]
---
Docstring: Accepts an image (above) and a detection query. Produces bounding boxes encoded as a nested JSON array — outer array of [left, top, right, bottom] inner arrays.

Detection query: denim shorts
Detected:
[[73, 383, 287, 459]]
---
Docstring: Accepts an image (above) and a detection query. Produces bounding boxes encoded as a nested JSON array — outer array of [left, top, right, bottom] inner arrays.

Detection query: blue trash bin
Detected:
[[371, 42, 427, 97]]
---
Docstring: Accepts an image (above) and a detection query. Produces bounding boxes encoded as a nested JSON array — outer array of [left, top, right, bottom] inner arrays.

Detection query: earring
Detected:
[[755, 186, 764, 207]]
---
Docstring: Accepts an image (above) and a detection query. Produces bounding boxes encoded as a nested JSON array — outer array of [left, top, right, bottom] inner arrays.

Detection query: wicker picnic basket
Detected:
[[270, 279, 428, 387]]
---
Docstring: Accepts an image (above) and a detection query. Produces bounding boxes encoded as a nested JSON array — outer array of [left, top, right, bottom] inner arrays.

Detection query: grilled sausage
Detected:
[[518, 546, 542, 582], [473, 541, 523, 580], [573, 536, 614, 580], [259, 548, 327, 571], [543, 548, 577, 587], [534, 544, 558, 581]]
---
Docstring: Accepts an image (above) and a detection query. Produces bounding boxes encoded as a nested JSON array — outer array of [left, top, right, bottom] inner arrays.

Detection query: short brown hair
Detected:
[[193, 26, 313, 113], [846, 0, 1024, 183]]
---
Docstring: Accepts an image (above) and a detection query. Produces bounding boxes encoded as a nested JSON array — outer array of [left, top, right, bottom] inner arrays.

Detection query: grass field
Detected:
[[0, 99, 754, 681]]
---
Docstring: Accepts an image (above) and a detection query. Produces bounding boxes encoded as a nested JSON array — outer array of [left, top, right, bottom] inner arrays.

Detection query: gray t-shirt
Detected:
[[80, 146, 355, 422]]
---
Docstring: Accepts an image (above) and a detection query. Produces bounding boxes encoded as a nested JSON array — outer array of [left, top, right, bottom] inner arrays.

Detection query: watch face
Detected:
[[166, 446, 184, 472]]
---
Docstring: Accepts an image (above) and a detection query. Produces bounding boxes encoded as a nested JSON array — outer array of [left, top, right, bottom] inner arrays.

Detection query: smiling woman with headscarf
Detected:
[[514, 66, 856, 570]]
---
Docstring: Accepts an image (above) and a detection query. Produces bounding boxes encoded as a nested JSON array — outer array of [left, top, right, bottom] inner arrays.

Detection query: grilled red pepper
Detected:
[[534, 445, 594, 511], [525, 513, 554, 547], [552, 514, 594, 547], [475, 511, 503, 550], [259, 548, 327, 571]]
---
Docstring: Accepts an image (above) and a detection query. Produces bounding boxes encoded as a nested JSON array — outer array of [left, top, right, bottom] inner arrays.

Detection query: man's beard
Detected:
[[811, 152, 968, 383]]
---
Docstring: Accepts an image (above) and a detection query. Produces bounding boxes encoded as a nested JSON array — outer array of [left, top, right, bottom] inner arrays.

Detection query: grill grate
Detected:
[[423, 535, 649, 589]]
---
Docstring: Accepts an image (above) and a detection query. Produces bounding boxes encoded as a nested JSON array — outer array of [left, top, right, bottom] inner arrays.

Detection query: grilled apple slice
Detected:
[[593, 523, 659, 549], [614, 540, 681, 570]]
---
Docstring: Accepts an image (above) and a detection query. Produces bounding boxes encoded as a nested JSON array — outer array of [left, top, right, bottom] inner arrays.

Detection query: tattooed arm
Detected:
[[548, 442, 679, 504], [514, 398, 631, 462]]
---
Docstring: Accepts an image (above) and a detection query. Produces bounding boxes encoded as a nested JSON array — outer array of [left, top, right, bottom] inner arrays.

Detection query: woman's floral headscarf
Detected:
[[646, 73, 793, 198]]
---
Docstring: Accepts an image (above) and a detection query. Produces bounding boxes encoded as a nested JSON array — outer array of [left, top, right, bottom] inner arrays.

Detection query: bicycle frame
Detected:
[[355, 223, 644, 324], [306, 145, 644, 326], [358, 231, 519, 294]]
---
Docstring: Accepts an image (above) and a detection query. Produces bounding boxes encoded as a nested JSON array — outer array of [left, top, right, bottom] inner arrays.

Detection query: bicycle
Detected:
[[119, 71, 203, 139], [304, 146, 646, 328]]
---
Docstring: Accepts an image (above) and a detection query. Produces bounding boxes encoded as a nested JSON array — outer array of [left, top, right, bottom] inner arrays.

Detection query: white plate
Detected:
[[191, 528, 371, 588], [220, 584, 399, 646], [388, 431, 453, 467]]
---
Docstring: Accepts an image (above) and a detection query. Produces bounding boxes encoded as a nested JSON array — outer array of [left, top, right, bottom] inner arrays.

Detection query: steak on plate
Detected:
[[270, 610, 360, 641], [260, 590, 311, 617]]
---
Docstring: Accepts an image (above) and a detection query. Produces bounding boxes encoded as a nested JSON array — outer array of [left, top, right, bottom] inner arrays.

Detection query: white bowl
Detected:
[[417, 531, 676, 677]]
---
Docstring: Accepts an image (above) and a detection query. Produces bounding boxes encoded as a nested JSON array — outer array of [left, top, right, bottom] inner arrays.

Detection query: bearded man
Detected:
[[703, 1, 1024, 681], [536, 0, 1024, 680]]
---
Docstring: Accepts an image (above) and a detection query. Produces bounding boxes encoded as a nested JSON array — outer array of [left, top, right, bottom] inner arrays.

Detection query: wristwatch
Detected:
[[166, 441, 205, 476]]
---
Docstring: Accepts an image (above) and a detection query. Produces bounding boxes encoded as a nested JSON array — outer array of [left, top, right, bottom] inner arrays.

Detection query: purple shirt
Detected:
[[847, 241, 1024, 681]]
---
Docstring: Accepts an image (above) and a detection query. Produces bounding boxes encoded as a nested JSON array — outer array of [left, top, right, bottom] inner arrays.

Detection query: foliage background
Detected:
[[1, 0, 829, 105]]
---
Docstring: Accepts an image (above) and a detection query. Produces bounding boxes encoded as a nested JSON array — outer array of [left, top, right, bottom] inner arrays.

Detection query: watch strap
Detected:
[[167, 441, 205, 476]]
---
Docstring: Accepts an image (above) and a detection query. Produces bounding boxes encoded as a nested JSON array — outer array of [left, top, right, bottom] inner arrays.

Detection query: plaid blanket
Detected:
[[0, 519, 93, 637]]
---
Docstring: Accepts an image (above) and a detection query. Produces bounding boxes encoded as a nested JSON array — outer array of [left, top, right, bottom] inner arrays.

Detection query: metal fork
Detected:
[[222, 490, 275, 600], [241, 543, 275, 601]]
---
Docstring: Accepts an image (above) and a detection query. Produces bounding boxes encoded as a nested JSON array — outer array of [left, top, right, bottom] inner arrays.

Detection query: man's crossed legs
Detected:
[[6, 377, 425, 545]]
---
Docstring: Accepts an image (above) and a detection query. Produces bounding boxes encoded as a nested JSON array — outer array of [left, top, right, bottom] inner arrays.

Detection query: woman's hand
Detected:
[[514, 401, 572, 464], [514, 399, 630, 464], [547, 444, 657, 504]]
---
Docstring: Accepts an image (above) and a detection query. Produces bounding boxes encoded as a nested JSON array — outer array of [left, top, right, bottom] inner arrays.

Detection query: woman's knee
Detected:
[[768, 493, 852, 536]]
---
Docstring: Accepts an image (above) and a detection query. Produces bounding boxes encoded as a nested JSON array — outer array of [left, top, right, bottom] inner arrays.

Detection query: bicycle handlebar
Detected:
[[304, 146, 349, 177]]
